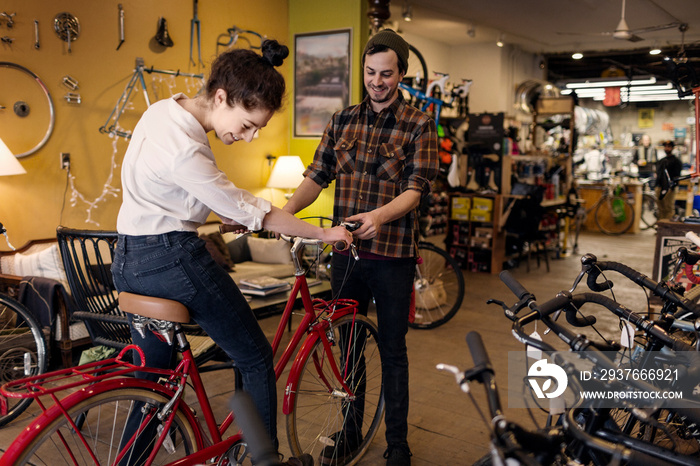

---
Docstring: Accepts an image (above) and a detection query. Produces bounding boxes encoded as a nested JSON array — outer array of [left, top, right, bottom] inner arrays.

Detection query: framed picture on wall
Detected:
[[294, 29, 352, 138]]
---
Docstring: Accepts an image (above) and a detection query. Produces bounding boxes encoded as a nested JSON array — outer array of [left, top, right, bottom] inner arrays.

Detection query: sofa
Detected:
[[0, 238, 89, 368], [196, 223, 297, 283]]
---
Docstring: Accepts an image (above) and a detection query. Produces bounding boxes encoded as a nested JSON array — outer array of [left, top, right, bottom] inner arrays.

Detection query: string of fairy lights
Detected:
[[68, 74, 204, 225]]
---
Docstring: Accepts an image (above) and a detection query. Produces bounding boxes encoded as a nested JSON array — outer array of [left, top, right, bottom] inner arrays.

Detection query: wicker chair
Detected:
[[56, 226, 227, 367]]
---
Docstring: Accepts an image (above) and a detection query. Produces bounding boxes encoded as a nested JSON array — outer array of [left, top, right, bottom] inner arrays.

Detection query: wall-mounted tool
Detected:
[[0, 12, 15, 29], [1, 36, 13, 45], [189, 0, 203, 67], [54, 12, 80, 53], [64, 93, 81, 105], [62, 75, 79, 90], [34, 20, 40, 49], [116, 4, 125, 50]]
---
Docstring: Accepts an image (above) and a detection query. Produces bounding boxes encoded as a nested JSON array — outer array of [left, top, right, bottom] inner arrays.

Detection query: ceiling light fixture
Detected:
[[563, 76, 656, 89], [402, 1, 412, 22], [572, 52, 583, 60], [649, 41, 661, 55], [466, 23, 476, 38], [496, 34, 504, 48]]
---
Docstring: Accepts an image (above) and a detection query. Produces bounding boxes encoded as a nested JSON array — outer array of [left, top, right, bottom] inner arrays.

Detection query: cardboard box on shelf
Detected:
[[473, 227, 493, 239], [451, 197, 471, 220], [470, 210, 492, 222], [472, 197, 494, 212]]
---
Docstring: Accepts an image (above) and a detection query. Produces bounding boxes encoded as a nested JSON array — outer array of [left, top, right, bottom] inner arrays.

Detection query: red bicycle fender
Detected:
[[282, 332, 321, 415], [3, 378, 205, 464]]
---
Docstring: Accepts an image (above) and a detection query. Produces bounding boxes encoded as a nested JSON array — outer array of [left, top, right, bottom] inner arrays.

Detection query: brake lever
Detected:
[[487, 297, 530, 321]]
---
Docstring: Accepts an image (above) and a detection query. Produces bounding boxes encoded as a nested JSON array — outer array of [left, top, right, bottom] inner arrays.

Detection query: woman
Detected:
[[111, 39, 352, 461]]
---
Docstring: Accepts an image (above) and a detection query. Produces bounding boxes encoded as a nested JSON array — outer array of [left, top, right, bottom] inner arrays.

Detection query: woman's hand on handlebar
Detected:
[[322, 225, 354, 250], [219, 222, 249, 235]]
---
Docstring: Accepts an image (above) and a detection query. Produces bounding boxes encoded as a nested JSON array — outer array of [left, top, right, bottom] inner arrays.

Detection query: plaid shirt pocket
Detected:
[[376, 143, 406, 181], [334, 137, 357, 174]]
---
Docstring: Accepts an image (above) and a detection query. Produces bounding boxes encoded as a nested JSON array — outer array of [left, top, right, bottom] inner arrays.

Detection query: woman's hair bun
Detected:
[[261, 39, 289, 67]]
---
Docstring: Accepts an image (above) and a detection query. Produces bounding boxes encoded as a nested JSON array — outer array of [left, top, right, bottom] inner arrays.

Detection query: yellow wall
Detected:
[[0, 0, 369, 249], [287, 0, 368, 222], [0, 0, 289, 249]]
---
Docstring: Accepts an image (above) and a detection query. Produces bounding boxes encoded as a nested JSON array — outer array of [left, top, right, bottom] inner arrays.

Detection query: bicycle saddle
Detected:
[[118, 292, 189, 323], [155, 17, 174, 47]]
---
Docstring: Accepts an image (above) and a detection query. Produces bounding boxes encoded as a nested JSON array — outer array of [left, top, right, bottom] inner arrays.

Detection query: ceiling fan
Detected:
[[559, 0, 683, 42]]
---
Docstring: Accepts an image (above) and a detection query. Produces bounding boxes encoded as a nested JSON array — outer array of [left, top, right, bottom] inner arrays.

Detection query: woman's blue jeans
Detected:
[[111, 232, 277, 446], [331, 252, 414, 448]]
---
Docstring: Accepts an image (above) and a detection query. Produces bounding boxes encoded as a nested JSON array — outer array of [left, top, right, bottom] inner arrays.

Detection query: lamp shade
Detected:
[[0, 138, 27, 176], [266, 156, 305, 189]]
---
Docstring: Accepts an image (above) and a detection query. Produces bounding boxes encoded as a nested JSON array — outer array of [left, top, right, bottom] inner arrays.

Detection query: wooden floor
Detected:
[[0, 229, 658, 465]]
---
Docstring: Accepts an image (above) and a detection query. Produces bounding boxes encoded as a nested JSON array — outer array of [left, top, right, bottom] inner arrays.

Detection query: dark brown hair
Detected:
[[205, 39, 289, 112]]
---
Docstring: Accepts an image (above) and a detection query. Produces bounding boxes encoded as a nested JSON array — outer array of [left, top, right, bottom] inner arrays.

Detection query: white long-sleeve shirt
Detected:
[[117, 94, 271, 235]]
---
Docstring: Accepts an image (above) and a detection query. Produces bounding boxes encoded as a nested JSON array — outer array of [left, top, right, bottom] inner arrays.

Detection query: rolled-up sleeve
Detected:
[[401, 117, 438, 196], [304, 117, 339, 189]]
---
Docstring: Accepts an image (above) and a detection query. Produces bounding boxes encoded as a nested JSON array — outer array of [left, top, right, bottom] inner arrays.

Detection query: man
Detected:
[[284, 29, 438, 466], [655, 140, 682, 220], [634, 134, 657, 182]]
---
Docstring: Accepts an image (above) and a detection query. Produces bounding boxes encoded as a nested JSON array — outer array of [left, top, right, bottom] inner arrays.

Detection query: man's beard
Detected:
[[368, 85, 397, 104]]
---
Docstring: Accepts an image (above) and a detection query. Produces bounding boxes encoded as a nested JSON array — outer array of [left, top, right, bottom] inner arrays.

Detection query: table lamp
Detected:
[[266, 155, 305, 199], [0, 137, 26, 176]]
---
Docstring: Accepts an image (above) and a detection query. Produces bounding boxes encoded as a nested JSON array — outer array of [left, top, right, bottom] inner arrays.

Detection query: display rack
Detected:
[[504, 96, 574, 200], [445, 193, 505, 274]]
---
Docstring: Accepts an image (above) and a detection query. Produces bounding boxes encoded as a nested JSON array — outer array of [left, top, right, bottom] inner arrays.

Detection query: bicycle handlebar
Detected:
[[218, 223, 355, 253], [453, 332, 677, 466], [499, 271, 596, 328], [583, 258, 700, 316], [465, 331, 492, 372], [499, 270, 529, 300]]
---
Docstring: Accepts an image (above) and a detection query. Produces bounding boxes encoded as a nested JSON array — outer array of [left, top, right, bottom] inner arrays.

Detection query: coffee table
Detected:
[[247, 277, 332, 319]]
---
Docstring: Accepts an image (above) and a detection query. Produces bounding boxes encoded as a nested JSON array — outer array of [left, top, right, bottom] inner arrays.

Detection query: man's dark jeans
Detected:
[[331, 252, 414, 447]]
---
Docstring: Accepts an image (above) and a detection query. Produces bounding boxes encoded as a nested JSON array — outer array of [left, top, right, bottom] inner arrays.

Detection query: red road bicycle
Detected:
[[1, 232, 384, 466]]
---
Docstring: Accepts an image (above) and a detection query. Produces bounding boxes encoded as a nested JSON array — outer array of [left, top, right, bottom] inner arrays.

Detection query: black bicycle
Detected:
[[0, 222, 48, 426]]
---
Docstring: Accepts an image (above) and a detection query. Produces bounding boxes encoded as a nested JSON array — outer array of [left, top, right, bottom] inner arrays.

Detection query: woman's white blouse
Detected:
[[117, 94, 271, 235]]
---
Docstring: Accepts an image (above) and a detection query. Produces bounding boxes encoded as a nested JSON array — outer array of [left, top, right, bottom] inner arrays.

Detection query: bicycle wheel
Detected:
[[640, 193, 659, 230], [10, 385, 200, 466], [599, 406, 700, 461], [286, 313, 384, 465], [594, 196, 635, 235], [401, 43, 428, 105], [410, 242, 465, 329], [0, 293, 48, 427]]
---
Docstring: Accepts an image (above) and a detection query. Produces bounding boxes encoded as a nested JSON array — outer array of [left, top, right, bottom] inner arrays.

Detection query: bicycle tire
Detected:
[[0, 293, 48, 427], [401, 43, 428, 106], [594, 195, 635, 235], [410, 242, 465, 329], [9, 385, 200, 466], [599, 406, 700, 462], [286, 313, 384, 465], [640, 193, 659, 230]]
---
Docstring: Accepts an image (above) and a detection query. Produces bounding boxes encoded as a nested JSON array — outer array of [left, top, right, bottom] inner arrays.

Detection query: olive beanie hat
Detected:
[[363, 29, 408, 72]]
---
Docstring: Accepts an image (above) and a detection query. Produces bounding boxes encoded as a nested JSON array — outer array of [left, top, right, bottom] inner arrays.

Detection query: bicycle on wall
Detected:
[[398, 44, 472, 127], [1, 226, 384, 466], [0, 222, 48, 427]]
